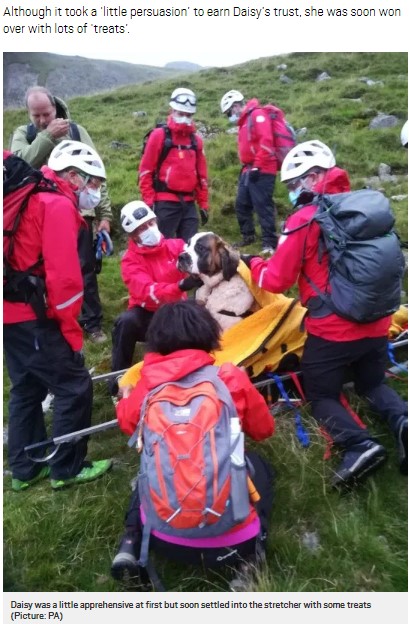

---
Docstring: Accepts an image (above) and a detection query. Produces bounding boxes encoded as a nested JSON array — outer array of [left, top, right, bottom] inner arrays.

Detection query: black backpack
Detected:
[[295, 189, 405, 323], [3, 152, 61, 318], [140, 124, 198, 192], [26, 121, 81, 144]]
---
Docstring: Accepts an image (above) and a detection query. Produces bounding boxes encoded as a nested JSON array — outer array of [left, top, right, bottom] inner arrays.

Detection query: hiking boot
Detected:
[[12, 466, 50, 492], [232, 236, 256, 249], [87, 329, 108, 344], [111, 532, 140, 581], [51, 459, 113, 490], [395, 416, 408, 475], [331, 440, 387, 490]]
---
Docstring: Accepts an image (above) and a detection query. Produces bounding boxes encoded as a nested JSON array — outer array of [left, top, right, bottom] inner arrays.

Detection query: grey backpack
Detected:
[[128, 365, 251, 566], [304, 189, 405, 323]]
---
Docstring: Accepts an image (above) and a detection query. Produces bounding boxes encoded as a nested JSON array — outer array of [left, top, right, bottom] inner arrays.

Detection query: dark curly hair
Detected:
[[146, 300, 221, 355]]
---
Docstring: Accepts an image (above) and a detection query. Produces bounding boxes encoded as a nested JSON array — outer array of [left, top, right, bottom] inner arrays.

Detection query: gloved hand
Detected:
[[200, 209, 209, 226], [179, 275, 204, 291], [248, 168, 260, 183], [72, 350, 85, 367], [240, 254, 259, 269]]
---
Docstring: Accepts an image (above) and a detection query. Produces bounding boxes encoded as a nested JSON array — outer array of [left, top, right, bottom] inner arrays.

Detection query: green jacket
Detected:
[[10, 97, 112, 222]]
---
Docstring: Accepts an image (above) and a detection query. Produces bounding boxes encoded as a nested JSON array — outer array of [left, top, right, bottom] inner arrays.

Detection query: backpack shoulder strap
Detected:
[[156, 125, 173, 173], [68, 122, 81, 142], [190, 132, 198, 151], [26, 123, 37, 145]]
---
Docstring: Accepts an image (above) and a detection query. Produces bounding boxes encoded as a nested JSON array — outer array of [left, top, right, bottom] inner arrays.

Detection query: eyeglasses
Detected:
[[78, 173, 103, 190], [171, 94, 197, 106], [286, 175, 312, 192], [286, 180, 301, 191]]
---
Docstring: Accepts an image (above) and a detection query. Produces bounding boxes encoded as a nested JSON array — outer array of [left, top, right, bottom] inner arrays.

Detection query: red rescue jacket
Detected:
[[121, 236, 187, 311], [3, 166, 85, 351], [117, 349, 275, 439], [139, 115, 209, 209], [250, 167, 391, 341], [237, 98, 278, 175]]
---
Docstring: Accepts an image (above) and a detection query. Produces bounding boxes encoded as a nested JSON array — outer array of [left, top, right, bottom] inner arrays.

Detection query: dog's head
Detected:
[[177, 232, 240, 281]]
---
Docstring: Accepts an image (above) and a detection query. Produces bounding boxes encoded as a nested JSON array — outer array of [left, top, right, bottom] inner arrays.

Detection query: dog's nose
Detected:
[[177, 252, 191, 271]]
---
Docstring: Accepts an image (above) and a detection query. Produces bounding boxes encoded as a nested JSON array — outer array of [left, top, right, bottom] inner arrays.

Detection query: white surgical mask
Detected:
[[228, 113, 239, 124], [139, 225, 162, 247], [78, 187, 101, 210], [173, 114, 193, 125], [288, 176, 312, 207], [288, 188, 302, 206]]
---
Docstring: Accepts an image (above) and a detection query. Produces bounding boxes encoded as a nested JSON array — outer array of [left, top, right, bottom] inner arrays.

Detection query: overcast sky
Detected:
[[55, 37, 286, 70]]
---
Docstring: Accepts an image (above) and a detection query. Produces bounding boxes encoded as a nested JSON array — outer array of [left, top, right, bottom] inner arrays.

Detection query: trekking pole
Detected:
[[24, 419, 118, 463], [91, 368, 129, 383]]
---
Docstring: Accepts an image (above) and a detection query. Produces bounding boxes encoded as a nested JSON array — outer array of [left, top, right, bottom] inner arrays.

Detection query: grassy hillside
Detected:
[[3, 52, 408, 593]]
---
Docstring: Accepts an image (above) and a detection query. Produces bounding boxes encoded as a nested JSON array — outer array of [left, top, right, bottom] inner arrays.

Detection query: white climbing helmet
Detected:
[[48, 140, 106, 179], [400, 120, 408, 148], [281, 140, 336, 183], [120, 201, 156, 233], [169, 88, 196, 113], [220, 90, 244, 114]]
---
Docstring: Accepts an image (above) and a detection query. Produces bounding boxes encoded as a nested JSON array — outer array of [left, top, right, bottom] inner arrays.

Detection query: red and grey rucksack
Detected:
[[247, 104, 296, 170], [3, 151, 61, 317], [140, 123, 199, 192], [128, 365, 251, 567]]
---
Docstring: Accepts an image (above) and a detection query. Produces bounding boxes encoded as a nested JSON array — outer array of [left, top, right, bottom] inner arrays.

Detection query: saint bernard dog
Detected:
[[177, 232, 259, 331]]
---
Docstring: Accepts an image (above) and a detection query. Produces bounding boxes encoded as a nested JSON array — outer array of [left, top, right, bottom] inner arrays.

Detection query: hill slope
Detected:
[[4, 52, 407, 238], [3, 52, 203, 108]]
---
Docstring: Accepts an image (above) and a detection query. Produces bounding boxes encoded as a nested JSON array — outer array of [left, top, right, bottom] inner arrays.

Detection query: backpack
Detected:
[[3, 152, 61, 317], [128, 365, 251, 567], [301, 189, 405, 323], [26, 121, 80, 144], [140, 123, 198, 192], [247, 104, 296, 170]]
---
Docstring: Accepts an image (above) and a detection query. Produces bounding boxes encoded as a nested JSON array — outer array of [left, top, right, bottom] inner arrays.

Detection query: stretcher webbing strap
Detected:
[[287, 371, 306, 402], [269, 374, 310, 448], [387, 342, 408, 375]]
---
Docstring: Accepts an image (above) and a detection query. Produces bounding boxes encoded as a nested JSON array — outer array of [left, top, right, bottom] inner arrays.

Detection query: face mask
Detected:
[[288, 188, 302, 207], [173, 114, 193, 125], [288, 176, 313, 206], [139, 225, 161, 247], [78, 187, 101, 211], [228, 113, 239, 124]]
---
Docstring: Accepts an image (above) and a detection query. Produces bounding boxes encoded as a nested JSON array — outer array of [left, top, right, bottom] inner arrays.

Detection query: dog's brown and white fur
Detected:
[[177, 232, 259, 331]]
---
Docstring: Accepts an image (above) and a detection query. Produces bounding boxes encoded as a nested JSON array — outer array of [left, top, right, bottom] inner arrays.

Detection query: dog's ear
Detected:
[[220, 246, 239, 281]]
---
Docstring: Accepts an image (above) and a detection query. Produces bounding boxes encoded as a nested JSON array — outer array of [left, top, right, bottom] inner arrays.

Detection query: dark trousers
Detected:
[[301, 334, 407, 448], [155, 200, 199, 241], [124, 451, 274, 567], [78, 217, 103, 333], [235, 172, 278, 248], [4, 320, 93, 481], [111, 307, 154, 373]]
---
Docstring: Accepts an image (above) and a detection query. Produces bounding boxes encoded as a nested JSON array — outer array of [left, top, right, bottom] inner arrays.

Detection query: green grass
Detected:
[[3, 52, 408, 592]]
